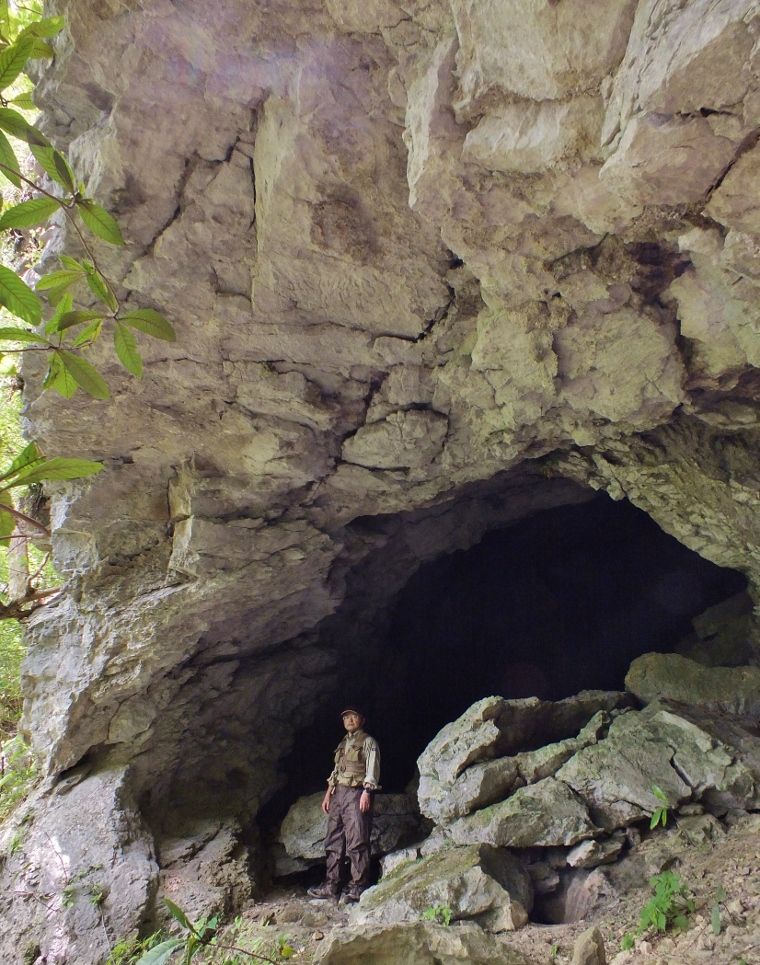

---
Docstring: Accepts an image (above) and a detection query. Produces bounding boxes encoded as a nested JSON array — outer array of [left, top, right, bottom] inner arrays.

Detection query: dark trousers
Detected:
[[325, 785, 372, 891]]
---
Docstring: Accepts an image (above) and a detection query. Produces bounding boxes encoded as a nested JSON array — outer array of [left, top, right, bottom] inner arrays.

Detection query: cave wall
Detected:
[[2, 0, 759, 959]]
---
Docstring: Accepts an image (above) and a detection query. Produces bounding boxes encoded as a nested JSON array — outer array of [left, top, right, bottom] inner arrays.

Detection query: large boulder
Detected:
[[626, 653, 760, 717], [355, 844, 533, 933], [446, 777, 599, 848], [420, 709, 614, 824], [317, 921, 533, 964], [557, 704, 760, 829], [417, 694, 631, 822], [274, 791, 424, 875]]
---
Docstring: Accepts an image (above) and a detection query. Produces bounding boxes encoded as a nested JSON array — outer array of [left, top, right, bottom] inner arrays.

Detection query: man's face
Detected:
[[342, 712, 364, 733]]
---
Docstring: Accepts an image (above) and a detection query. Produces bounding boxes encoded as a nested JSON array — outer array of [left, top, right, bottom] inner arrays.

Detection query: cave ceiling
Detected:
[[17, 0, 760, 797]]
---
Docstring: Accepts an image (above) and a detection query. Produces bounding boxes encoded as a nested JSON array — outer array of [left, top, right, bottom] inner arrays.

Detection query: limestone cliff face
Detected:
[[2, 0, 759, 959]]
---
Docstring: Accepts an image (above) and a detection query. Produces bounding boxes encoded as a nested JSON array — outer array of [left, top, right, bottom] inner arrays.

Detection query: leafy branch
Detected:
[[134, 900, 294, 965], [0, 1, 179, 623], [0, 6, 176, 399]]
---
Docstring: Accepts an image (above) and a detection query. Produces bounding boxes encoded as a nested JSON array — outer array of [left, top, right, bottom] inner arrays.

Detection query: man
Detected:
[[307, 706, 380, 903]]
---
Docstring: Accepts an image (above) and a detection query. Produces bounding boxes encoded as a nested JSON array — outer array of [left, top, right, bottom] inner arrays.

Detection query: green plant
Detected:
[[134, 900, 292, 965], [649, 784, 670, 829], [421, 903, 453, 926], [711, 884, 727, 936], [0, 731, 36, 820], [107, 932, 165, 965], [620, 871, 695, 952], [549, 942, 560, 960], [639, 871, 695, 935], [89, 882, 107, 907]]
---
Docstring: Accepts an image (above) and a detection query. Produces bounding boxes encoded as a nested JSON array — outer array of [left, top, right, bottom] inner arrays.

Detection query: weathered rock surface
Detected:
[[274, 791, 425, 875], [317, 920, 532, 965], [571, 925, 607, 965], [0, 771, 156, 964], [356, 844, 532, 933], [418, 693, 630, 822], [626, 653, 760, 717], [3, 0, 760, 956], [557, 703, 760, 829], [447, 777, 599, 849]]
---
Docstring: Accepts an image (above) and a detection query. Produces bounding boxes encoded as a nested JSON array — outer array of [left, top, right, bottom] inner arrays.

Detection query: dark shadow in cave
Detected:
[[264, 492, 746, 830]]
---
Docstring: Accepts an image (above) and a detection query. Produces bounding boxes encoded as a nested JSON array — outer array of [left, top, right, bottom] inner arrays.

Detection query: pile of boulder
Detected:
[[278, 652, 760, 959]]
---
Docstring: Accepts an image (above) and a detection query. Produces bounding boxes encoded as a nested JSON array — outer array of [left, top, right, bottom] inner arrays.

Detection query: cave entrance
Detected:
[[372, 493, 745, 789], [267, 490, 746, 835]]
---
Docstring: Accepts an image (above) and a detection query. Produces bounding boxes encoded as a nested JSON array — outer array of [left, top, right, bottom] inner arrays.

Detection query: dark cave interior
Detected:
[[268, 492, 746, 827]]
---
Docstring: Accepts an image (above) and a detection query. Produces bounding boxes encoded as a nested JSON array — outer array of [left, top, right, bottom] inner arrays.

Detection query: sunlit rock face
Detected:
[[4, 0, 760, 959]]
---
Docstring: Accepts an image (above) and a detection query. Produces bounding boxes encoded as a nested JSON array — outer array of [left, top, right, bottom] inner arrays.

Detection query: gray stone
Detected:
[[274, 791, 424, 875], [567, 835, 625, 869], [355, 844, 532, 933], [557, 704, 760, 830], [447, 778, 599, 849], [571, 926, 607, 965], [317, 920, 533, 964], [625, 654, 760, 718], [420, 708, 614, 825], [155, 818, 252, 924]]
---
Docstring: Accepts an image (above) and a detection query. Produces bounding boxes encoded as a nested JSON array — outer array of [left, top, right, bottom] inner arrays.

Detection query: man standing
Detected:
[[307, 706, 380, 903]]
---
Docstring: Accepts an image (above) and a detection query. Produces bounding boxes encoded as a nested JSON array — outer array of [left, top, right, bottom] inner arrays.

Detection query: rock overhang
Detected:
[[5, 3, 760, 956]]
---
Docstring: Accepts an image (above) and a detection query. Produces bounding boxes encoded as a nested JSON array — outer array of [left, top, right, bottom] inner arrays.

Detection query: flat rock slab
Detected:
[[317, 921, 533, 964], [626, 653, 760, 718], [355, 843, 533, 933], [447, 777, 599, 848]]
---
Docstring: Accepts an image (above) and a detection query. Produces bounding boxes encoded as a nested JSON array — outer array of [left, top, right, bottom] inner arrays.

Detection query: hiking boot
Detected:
[[307, 883, 339, 900], [340, 887, 364, 904]]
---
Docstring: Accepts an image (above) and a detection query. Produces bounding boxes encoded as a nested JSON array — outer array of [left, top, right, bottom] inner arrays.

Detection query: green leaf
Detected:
[[0, 492, 15, 543], [29, 143, 72, 191], [20, 16, 65, 40], [77, 199, 124, 245], [114, 321, 142, 377], [0, 34, 33, 92], [72, 319, 102, 348], [0, 455, 103, 489], [53, 151, 75, 193], [37, 269, 84, 293], [44, 292, 73, 333], [83, 262, 117, 312], [163, 898, 192, 932], [44, 351, 77, 398], [0, 441, 40, 480], [0, 195, 61, 230], [0, 265, 42, 325], [0, 106, 48, 146], [0, 326, 48, 344], [710, 905, 721, 935], [651, 785, 668, 803], [134, 938, 183, 965], [59, 350, 110, 399], [59, 255, 84, 272], [121, 308, 176, 341], [0, 128, 20, 186], [8, 91, 35, 111], [57, 309, 105, 332]]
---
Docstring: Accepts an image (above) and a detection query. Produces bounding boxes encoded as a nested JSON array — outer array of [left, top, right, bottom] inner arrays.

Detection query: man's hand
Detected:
[[321, 789, 332, 814], [359, 789, 371, 813]]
